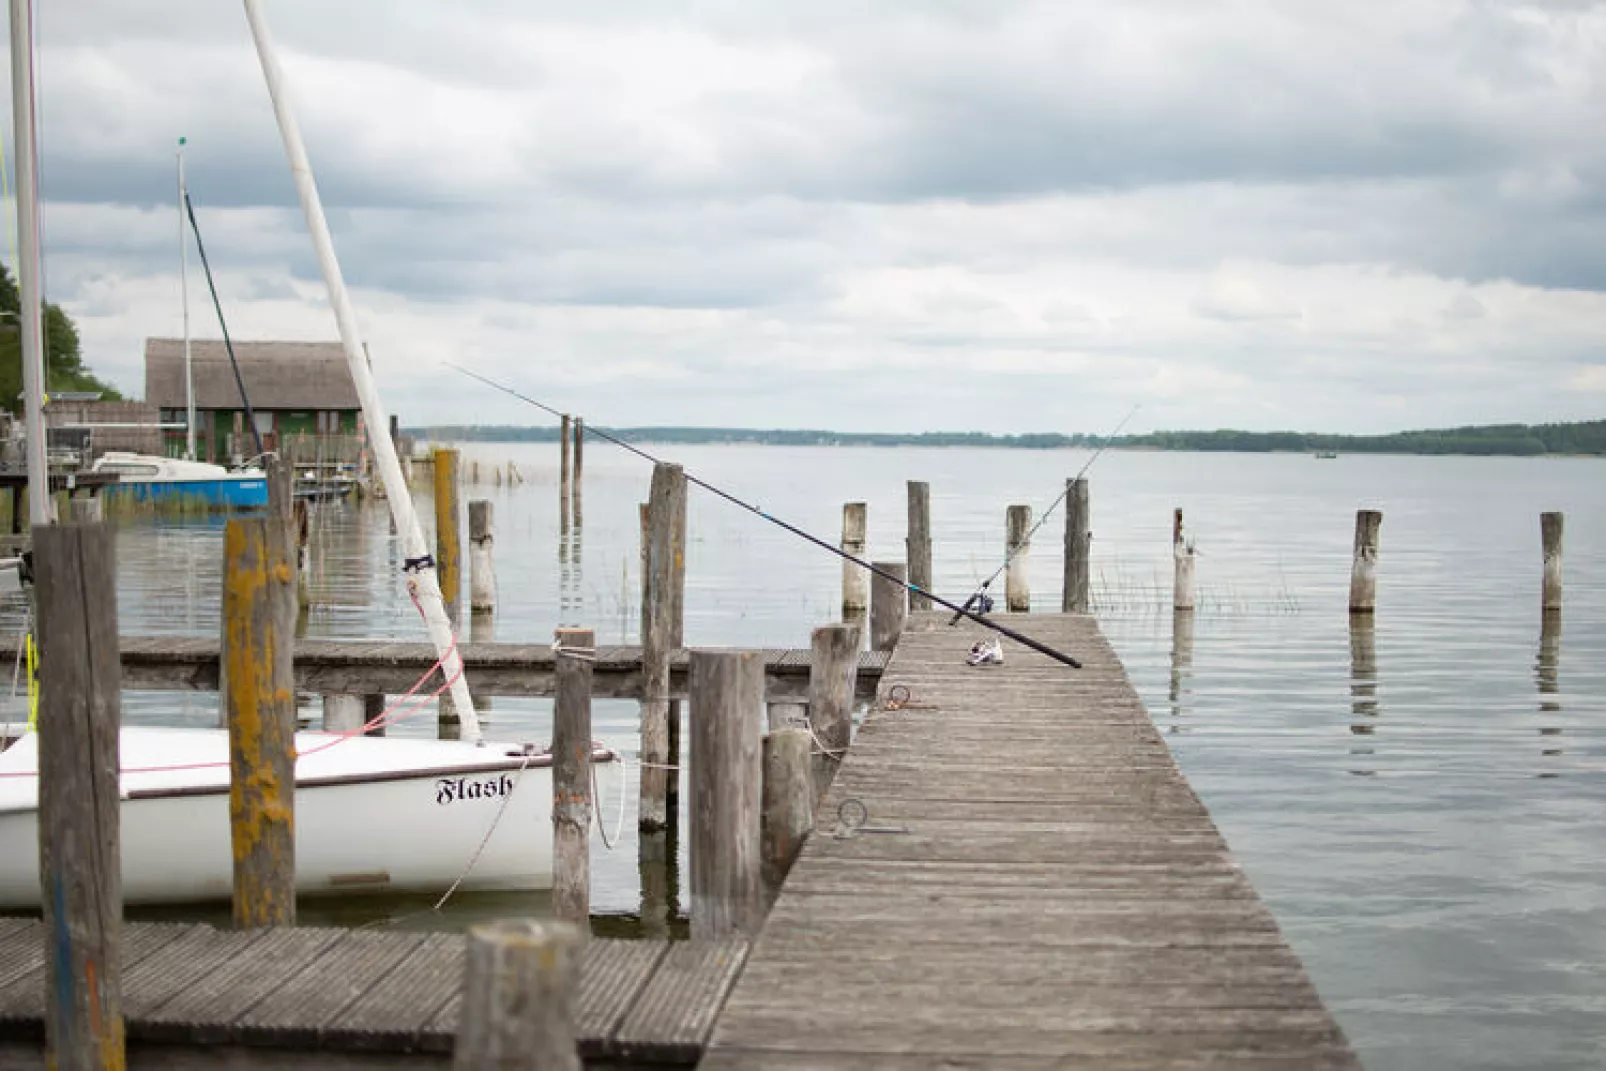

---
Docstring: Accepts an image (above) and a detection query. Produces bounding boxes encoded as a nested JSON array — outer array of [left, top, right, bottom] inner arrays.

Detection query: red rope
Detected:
[[1, 590, 467, 778]]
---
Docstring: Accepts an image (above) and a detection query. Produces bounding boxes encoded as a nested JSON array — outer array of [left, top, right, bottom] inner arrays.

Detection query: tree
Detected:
[[0, 261, 124, 413]]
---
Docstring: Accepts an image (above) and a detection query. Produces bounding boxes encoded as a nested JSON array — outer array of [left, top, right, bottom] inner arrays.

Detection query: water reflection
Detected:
[[1537, 611, 1562, 775], [1168, 610, 1193, 730], [1348, 616, 1378, 776], [559, 519, 584, 626]]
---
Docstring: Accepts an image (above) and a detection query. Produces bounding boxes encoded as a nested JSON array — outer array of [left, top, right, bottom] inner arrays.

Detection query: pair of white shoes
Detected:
[[966, 638, 1004, 666]]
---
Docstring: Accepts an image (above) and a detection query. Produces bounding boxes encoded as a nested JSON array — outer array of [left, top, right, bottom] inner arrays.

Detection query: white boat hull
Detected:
[[0, 727, 621, 907]]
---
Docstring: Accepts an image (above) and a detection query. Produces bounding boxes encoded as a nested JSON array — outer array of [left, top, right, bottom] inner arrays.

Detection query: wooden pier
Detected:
[[0, 918, 748, 1069], [3, 611, 1359, 1067], [703, 612, 1361, 1068]]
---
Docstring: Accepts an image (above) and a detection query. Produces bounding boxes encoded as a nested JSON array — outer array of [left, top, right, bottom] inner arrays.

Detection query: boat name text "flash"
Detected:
[[435, 774, 516, 805]]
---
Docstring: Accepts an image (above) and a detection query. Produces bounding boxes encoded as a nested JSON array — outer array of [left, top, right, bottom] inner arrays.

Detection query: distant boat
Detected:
[[1314, 450, 1338, 459], [89, 451, 269, 508]]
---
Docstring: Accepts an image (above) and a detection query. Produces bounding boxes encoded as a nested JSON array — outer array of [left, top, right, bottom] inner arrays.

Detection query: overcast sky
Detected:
[[7, 1, 1605, 434]]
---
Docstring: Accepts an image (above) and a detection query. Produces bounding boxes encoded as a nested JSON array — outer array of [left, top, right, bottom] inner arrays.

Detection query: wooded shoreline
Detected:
[[409, 418, 1606, 457]]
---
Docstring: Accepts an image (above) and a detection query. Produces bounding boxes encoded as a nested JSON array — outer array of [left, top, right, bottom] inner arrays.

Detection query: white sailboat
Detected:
[[0, 0, 620, 908]]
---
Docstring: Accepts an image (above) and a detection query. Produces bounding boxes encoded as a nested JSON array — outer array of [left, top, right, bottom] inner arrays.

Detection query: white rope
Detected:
[[430, 747, 535, 912], [801, 716, 847, 759], [553, 639, 597, 662], [591, 745, 630, 851]]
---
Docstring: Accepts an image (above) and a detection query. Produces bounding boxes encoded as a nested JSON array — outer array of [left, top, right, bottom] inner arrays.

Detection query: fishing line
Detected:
[[447, 363, 1084, 670], [946, 404, 1140, 625], [183, 189, 265, 458]]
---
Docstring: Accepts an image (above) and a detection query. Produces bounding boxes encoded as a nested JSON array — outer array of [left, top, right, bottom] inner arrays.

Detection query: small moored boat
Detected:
[[0, 726, 621, 906], [90, 451, 269, 508]]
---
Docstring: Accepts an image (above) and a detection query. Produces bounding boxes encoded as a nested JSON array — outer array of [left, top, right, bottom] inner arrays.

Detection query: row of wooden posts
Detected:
[[32, 453, 855, 1067], [843, 482, 1570, 617]]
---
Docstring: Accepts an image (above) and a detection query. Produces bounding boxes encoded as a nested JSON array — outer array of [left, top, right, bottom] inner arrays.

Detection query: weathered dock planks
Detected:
[[702, 611, 1362, 1069], [0, 636, 887, 704], [0, 920, 748, 1068]]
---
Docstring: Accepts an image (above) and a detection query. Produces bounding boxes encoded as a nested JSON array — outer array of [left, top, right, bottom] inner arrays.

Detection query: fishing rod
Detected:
[[448, 363, 1084, 670], [946, 404, 1139, 626]]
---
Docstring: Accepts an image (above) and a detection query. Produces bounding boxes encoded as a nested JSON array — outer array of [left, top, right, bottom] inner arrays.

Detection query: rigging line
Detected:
[[946, 403, 1140, 626], [183, 189, 265, 458], [446, 362, 1084, 670]]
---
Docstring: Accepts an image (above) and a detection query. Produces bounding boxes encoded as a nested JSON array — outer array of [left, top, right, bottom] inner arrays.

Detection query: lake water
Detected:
[[3, 444, 1602, 1070]]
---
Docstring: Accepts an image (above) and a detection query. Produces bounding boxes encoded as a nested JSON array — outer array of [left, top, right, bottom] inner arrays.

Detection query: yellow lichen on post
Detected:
[[223, 517, 298, 928], [433, 447, 462, 626]]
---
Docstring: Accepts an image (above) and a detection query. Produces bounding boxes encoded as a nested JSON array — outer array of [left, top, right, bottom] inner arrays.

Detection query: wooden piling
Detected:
[[1005, 504, 1032, 612], [322, 693, 364, 732], [641, 463, 687, 833], [223, 516, 298, 928], [560, 415, 573, 530], [453, 919, 581, 1071], [762, 727, 813, 902], [292, 498, 310, 610], [1173, 508, 1196, 612], [68, 496, 102, 523], [808, 623, 860, 804], [906, 481, 932, 611], [552, 627, 594, 927], [469, 499, 495, 614], [34, 524, 125, 1070], [573, 418, 584, 486], [433, 447, 462, 627], [870, 561, 908, 653], [841, 503, 868, 615], [766, 700, 808, 732], [1061, 477, 1090, 613], [364, 693, 386, 736], [690, 650, 765, 939], [1541, 512, 1563, 612], [1349, 509, 1382, 614]]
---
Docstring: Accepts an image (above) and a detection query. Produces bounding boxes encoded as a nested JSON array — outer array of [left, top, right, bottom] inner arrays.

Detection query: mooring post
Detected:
[[1005, 504, 1032, 611], [364, 693, 386, 736], [68, 496, 101, 523], [35, 524, 125, 1070], [907, 481, 932, 611], [573, 417, 584, 494], [641, 463, 687, 833], [870, 561, 908, 652], [1349, 509, 1382, 614], [322, 693, 363, 732], [1062, 477, 1090, 612], [552, 627, 594, 928], [809, 622, 859, 804], [841, 502, 868, 615], [292, 497, 310, 610], [559, 414, 573, 531], [453, 919, 581, 1071], [1173, 508, 1196, 611], [469, 499, 495, 614], [1541, 512, 1563, 613], [223, 516, 298, 928], [690, 650, 765, 939], [766, 700, 807, 731], [762, 726, 814, 904], [432, 447, 462, 627]]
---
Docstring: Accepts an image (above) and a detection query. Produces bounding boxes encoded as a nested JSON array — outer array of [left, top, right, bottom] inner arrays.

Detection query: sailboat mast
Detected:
[[178, 136, 195, 460], [9, 0, 50, 526], [240, 0, 481, 742]]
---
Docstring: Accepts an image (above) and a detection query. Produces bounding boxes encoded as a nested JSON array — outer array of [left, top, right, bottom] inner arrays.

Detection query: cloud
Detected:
[[6, 0, 1604, 434]]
